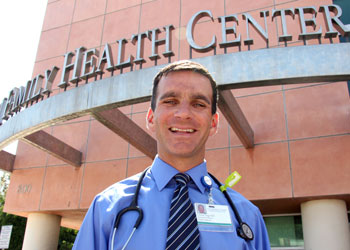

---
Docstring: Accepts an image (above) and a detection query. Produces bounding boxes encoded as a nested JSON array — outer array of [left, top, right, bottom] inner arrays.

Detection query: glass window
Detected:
[[264, 215, 304, 248], [333, 0, 350, 24], [333, 0, 350, 95], [333, 0, 350, 43]]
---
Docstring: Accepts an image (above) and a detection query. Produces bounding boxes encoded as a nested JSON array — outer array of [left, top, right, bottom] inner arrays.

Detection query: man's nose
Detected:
[[174, 103, 192, 119]]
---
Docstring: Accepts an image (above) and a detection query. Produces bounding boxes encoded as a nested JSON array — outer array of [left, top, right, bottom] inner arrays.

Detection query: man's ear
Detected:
[[209, 113, 219, 136], [146, 108, 155, 132]]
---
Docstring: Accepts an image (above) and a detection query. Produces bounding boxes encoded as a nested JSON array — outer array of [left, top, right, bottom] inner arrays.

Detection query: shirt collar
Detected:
[[150, 155, 208, 194]]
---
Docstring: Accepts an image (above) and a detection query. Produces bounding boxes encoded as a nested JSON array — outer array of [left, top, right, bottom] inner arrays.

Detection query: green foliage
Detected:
[[58, 227, 78, 250], [0, 172, 26, 250]]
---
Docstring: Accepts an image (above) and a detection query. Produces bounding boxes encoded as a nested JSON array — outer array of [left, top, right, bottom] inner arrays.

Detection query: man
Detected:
[[73, 60, 270, 249]]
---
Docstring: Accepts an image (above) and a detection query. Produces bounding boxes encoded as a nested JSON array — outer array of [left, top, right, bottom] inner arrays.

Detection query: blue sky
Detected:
[[0, 0, 47, 153]]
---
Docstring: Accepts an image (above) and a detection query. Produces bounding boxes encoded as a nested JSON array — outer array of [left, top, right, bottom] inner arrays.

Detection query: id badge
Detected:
[[194, 203, 234, 232]]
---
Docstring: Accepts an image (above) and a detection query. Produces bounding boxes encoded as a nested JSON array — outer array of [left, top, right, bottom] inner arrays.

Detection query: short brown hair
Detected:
[[151, 60, 218, 114]]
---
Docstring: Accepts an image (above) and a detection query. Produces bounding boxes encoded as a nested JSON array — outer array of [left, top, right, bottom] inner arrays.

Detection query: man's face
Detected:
[[147, 71, 218, 164]]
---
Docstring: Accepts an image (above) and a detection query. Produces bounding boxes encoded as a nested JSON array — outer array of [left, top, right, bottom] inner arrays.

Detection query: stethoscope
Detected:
[[110, 167, 254, 250]]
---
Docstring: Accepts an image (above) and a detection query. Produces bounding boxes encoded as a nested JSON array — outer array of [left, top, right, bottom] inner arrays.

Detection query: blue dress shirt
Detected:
[[73, 156, 271, 250]]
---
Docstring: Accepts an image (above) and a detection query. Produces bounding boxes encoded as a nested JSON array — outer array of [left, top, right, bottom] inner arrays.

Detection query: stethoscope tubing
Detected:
[[110, 168, 253, 249], [207, 173, 244, 223]]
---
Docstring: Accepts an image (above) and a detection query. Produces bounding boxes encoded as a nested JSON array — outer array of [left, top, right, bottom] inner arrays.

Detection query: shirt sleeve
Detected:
[[253, 209, 271, 250], [72, 195, 111, 250], [225, 187, 271, 250]]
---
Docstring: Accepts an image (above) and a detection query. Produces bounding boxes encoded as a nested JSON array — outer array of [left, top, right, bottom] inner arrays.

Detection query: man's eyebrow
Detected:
[[191, 94, 211, 105], [159, 91, 178, 101]]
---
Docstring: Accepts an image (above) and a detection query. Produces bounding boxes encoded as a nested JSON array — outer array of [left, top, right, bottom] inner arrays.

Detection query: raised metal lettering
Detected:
[[70, 46, 86, 83], [272, 8, 295, 42], [116, 38, 134, 69], [0, 98, 8, 122], [218, 15, 241, 48], [242, 11, 269, 46], [8, 88, 19, 114], [42, 66, 59, 96], [162, 25, 175, 57], [320, 4, 350, 38], [5, 90, 16, 117], [58, 51, 74, 88], [148, 25, 175, 60], [96, 43, 114, 73], [132, 32, 148, 64], [81, 48, 98, 80], [296, 6, 322, 40], [186, 10, 216, 52], [26, 75, 44, 103], [31, 75, 44, 101], [12, 86, 26, 113], [58, 46, 86, 88]]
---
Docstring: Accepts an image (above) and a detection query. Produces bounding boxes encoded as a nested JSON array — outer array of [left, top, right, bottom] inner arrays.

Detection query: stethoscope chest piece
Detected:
[[237, 222, 254, 241]]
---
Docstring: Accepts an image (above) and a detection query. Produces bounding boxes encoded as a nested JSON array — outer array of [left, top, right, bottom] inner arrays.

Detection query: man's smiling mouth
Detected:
[[169, 127, 196, 133]]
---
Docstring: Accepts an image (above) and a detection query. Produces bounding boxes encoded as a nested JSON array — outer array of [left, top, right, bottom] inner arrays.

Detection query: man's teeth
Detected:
[[170, 128, 195, 133]]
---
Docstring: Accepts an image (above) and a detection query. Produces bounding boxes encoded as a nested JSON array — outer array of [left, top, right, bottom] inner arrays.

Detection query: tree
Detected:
[[58, 227, 78, 250], [0, 172, 27, 250]]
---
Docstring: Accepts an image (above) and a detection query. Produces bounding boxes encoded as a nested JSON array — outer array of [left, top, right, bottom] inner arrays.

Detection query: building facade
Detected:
[[0, 0, 349, 249]]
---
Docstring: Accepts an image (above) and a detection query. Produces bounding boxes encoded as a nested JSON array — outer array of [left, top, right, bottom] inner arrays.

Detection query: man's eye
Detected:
[[163, 100, 177, 105], [193, 103, 206, 108]]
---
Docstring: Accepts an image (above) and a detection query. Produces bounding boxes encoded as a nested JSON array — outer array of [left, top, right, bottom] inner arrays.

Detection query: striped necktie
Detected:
[[166, 173, 200, 250]]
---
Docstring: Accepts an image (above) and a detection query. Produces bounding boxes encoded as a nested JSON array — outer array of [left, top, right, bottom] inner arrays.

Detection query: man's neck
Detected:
[[158, 153, 205, 172]]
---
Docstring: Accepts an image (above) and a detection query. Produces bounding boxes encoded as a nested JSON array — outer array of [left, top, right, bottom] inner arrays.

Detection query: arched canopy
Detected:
[[0, 43, 349, 170]]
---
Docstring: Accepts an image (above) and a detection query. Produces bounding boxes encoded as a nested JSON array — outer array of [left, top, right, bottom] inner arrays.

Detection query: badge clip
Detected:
[[201, 176, 214, 204], [220, 171, 242, 191]]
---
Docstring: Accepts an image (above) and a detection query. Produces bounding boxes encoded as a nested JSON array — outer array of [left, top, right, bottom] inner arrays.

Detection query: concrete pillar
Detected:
[[22, 213, 61, 250], [301, 199, 350, 250]]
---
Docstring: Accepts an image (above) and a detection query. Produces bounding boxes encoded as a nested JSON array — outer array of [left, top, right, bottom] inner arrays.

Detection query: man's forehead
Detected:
[[162, 70, 206, 79], [158, 71, 212, 88], [158, 74, 212, 95]]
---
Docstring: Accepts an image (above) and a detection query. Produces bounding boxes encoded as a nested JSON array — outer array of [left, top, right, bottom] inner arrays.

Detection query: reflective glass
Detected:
[[264, 216, 304, 248]]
